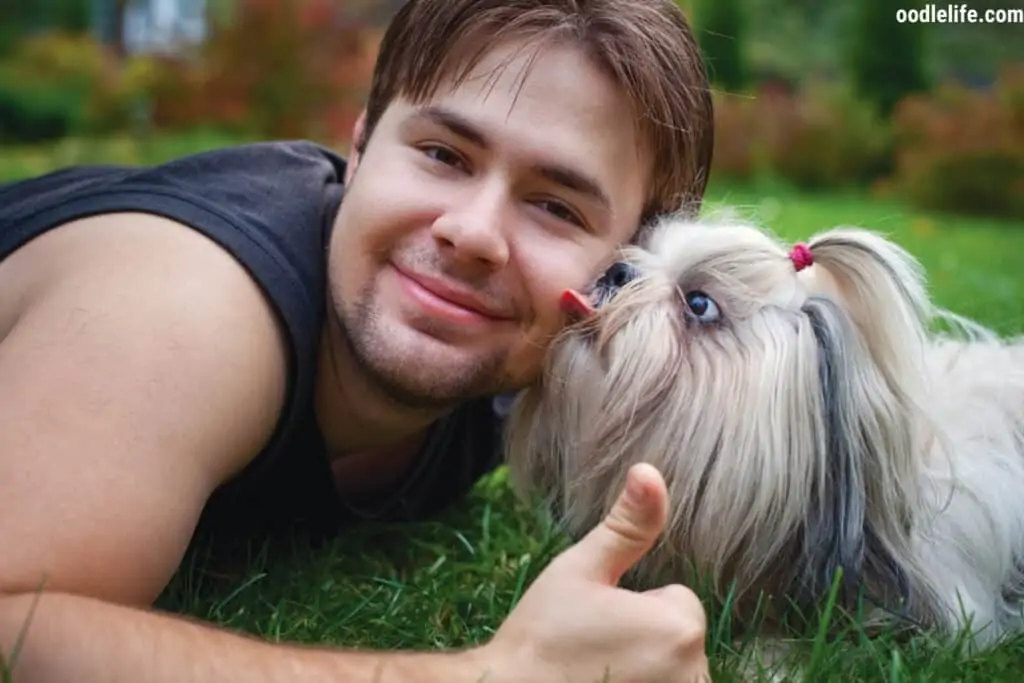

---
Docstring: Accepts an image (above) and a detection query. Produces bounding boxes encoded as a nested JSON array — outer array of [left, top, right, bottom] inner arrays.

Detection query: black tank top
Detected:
[[0, 140, 507, 537]]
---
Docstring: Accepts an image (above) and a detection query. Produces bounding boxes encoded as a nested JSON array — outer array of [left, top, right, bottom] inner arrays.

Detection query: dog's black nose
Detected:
[[598, 261, 640, 290]]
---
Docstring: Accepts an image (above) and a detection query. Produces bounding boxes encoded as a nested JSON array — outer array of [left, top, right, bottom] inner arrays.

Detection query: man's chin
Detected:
[[350, 322, 506, 408]]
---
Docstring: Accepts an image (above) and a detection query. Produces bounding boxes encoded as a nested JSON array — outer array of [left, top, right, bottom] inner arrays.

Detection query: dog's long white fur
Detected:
[[504, 215, 1024, 650]]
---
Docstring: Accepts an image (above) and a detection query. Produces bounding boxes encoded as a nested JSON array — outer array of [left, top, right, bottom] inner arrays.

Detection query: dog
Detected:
[[503, 213, 1024, 654]]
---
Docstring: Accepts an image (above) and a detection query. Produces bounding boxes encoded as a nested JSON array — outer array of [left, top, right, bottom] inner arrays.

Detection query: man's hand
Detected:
[[481, 463, 711, 683]]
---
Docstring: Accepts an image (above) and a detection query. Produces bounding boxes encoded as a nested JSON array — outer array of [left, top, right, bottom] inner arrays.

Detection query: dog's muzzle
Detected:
[[592, 260, 641, 308], [559, 260, 641, 320]]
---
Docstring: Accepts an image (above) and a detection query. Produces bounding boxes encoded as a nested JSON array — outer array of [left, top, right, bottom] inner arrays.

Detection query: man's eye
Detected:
[[536, 199, 584, 227], [423, 145, 464, 168]]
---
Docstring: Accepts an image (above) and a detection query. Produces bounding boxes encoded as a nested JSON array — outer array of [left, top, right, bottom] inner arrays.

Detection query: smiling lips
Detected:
[[395, 266, 512, 326], [396, 264, 595, 326]]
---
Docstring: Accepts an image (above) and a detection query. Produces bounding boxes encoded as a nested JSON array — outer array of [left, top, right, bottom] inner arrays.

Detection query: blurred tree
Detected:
[[693, 0, 1013, 95], [0, 0, 90, 56], [926, 0, 1023, 85], [148, 0, 374, 142], [846, 0, 931, 117], [90, 0, 130, 58], [693, 0, 748, 92], [205, 0, 236, 26]]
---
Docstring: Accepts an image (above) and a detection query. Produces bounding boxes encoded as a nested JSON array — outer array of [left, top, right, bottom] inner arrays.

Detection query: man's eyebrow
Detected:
[[534, 164, 611, 211], [411, 104, 612, 210], [413, 105, 490, 148]]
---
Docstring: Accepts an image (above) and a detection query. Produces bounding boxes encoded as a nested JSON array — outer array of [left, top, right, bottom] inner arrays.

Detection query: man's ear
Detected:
[[345, 108, 368, 185]]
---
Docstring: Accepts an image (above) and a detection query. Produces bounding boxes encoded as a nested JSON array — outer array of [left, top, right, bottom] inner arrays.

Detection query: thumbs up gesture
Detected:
[[479, 463, 711, 683]]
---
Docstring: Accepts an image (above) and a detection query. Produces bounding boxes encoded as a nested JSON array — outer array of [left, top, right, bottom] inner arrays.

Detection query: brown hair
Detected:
[[359, 0, 715, 233]]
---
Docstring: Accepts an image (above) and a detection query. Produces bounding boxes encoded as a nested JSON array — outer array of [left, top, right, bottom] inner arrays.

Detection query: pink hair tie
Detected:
[[790, 242, 813, 272]]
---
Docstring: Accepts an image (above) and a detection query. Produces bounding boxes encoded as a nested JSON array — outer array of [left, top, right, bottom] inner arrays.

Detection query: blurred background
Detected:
[[0, 0, 1021, 221], [4, 3, 1024, 659]]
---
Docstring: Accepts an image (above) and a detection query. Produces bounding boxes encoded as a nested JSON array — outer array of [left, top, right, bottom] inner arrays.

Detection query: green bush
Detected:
[[0, 67, 89, 142], [763, 83, 893, 190], [707, 90, 760, 182], [693, 0, 748, 92], [845, 0, 930, 117], [0, 0, 90, 57], [0, 32, 144, 142], [888, 65, 1024, 220], [708, 84, 892, 191]]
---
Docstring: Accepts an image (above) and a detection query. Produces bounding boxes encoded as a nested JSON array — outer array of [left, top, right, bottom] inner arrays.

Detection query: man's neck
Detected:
[[312, 323, 447, 461], [312, 323, 455, 501]]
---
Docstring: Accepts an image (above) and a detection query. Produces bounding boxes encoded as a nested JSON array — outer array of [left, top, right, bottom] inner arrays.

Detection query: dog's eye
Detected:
[[685, 291, 720, 323]]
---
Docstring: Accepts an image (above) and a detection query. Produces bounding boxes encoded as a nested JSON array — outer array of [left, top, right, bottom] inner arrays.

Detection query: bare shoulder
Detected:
[[0, 212, 290, 605]]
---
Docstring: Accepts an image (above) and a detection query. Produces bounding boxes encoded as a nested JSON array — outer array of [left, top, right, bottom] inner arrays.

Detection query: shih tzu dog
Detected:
[[503, 213, 1024, 650]]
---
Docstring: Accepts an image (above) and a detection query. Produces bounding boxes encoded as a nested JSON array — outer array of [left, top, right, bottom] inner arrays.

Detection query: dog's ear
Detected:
[[794, 294, 916, 616], [806, 228, 933, 398]]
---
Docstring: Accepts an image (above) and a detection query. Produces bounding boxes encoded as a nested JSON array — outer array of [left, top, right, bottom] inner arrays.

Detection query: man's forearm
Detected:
[[0, 592, 496, 683]]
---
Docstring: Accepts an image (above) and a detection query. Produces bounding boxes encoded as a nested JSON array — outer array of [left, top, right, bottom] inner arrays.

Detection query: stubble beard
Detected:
[[333, 279, 510, 411]]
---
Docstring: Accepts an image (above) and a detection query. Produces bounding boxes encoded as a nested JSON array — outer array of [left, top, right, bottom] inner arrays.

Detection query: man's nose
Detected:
[[431, 181, 511, 269]]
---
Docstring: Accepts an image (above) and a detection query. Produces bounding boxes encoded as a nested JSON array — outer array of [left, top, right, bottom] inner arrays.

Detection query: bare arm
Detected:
[[0, 592, 490, 683], [0, 214, 288, 606]]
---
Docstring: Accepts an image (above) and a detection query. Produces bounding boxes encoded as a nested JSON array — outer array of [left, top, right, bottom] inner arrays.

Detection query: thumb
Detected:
[[558, 462, 670, 586]]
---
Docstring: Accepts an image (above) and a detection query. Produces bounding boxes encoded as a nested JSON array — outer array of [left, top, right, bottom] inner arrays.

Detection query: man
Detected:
[[0, 0, 715, 681]]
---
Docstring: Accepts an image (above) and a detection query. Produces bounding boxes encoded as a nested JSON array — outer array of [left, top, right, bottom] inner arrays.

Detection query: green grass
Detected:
[[3, 134, 1024, 681]]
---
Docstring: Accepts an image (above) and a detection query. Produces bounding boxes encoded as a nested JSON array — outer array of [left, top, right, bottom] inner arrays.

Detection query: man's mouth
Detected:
[[391, 264, 514, 328]]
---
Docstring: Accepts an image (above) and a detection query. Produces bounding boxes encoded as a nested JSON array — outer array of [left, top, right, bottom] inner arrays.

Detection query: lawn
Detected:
[[4, 133, 1024, 681]]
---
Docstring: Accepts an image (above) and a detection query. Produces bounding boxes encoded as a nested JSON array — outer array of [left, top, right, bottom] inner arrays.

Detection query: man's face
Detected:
[[328, 39, 650, 408]]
